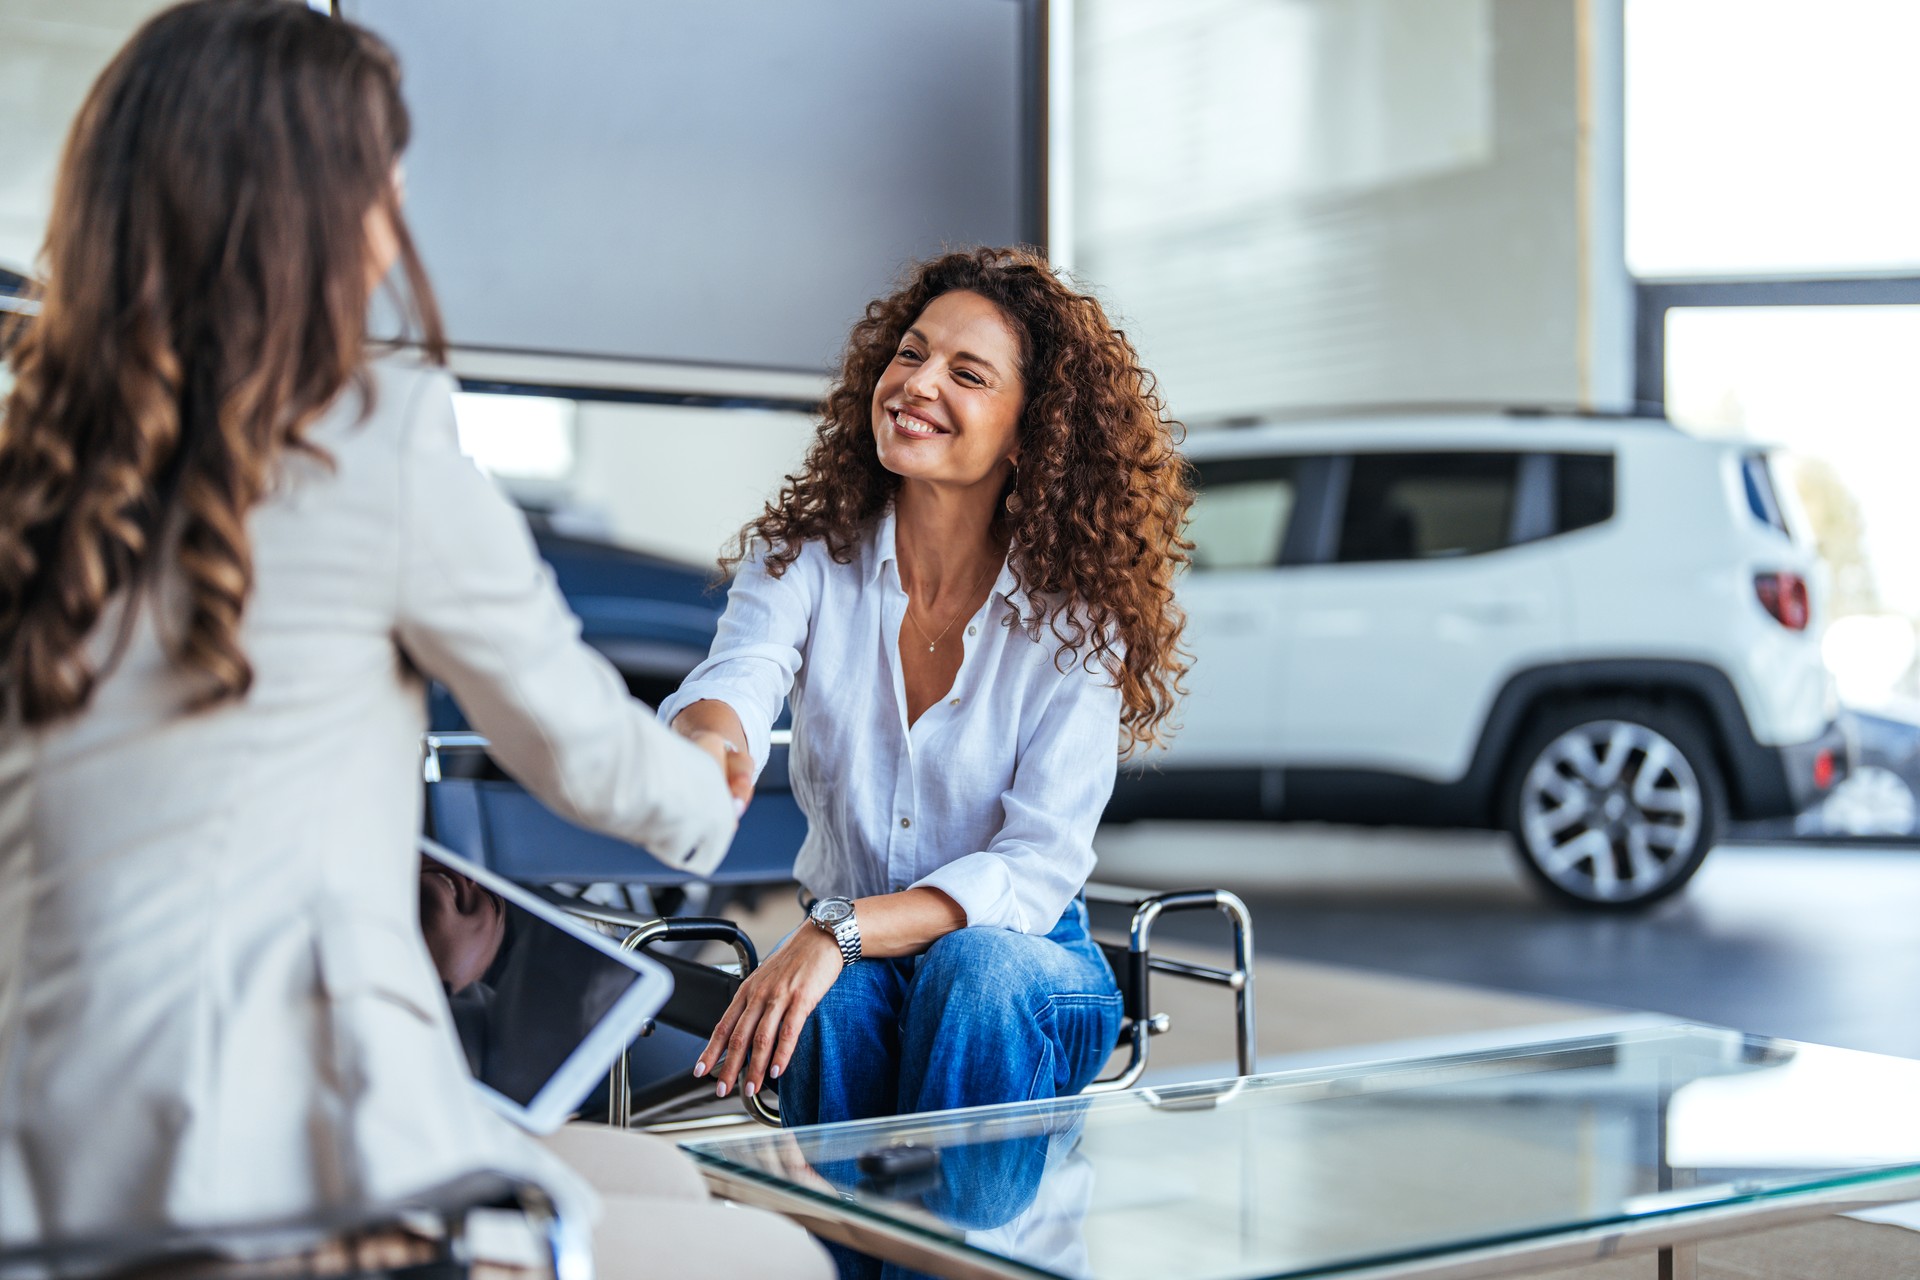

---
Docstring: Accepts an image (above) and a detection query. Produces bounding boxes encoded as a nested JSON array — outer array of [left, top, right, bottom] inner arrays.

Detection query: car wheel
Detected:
[[1500, 701, 1725, 910], [1805, 765, 1919, 838]]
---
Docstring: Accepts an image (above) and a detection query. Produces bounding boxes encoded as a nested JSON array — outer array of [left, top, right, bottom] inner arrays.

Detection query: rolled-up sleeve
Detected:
[[393, 369, 737, 876], [657, 546, 813, 780], [912, 660, 1123, 934]]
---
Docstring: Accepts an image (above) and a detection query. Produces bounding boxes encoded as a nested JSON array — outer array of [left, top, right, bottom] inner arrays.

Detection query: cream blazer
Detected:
[[0, 358, 736, 1248]]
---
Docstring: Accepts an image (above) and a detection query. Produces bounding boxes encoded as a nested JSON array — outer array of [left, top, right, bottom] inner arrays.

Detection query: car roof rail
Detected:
[[1207, 401, 1675, 429]]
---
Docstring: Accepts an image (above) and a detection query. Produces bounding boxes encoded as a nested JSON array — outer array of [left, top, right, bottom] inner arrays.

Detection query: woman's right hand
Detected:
[[685, 728, 756, 817], [671, 701, 758, 816], [696, 922, 843, 1099]]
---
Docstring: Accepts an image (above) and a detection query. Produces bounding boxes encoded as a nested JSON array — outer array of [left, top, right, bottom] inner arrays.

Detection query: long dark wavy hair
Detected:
[[0, 0, 444, 726], [732, 247, 1193, 755]]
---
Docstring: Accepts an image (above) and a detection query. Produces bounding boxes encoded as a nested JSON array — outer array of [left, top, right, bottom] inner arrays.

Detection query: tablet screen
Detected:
[[418, 847, 652, 1112]]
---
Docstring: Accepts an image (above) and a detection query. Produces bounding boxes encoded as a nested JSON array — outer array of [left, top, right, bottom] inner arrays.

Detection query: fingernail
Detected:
[[692, 1061, 707, 1078], [770, 1065, 782, 1080], [733, 798, 747, 818], [715, 1081, 729, 1099], [745, 1081, 758, 1098]]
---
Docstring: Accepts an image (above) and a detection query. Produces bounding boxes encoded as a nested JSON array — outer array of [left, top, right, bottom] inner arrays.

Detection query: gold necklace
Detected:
[[904, 558, 1000, 654]]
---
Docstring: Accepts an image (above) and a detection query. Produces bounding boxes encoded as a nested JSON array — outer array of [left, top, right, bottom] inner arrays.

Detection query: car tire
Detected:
[[1500, 699, 1725, 910], [1805, 765, 1920, 838]]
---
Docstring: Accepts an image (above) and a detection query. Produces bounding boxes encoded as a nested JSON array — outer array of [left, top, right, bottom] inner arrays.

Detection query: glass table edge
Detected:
[[684, 1149, 1063, 1280], [686, 1146, 1920, 1280], [683, 1022, 1804, 1160], [682, 1025, 1920, 1280]]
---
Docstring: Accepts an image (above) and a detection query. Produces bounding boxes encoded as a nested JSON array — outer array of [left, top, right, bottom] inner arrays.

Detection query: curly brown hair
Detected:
[[0, 0, 442, 726], [731, 247, 1192, 755]]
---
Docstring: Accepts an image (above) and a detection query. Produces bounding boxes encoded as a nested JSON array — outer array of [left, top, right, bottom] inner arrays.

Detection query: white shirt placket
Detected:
[[882, 568, 919, 894]]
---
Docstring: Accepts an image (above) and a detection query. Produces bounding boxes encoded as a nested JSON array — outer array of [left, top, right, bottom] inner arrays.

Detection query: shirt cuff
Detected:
[[657, 682, 775, 782], [912, 854, 1021, 933]]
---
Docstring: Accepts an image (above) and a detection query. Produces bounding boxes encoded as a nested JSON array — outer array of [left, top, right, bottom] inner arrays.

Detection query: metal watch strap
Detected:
[[810, 898, 862, 967], [827, 911, 861, 967]]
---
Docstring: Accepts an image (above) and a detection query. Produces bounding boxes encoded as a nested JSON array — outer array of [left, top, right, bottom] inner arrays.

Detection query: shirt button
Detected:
[[949, 698, 960, 707], [967, 625, 978, 636], [900, 817, 912, 829]]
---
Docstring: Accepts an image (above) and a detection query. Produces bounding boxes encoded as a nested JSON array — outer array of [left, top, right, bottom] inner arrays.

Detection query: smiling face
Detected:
[[871, 289, 1026, 492]]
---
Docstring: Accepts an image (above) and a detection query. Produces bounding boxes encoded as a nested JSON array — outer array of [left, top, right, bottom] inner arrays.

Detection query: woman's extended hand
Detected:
[[683, 728, 756, 816], [671, 702, 757, 816], [695, 923, 842, 1099]]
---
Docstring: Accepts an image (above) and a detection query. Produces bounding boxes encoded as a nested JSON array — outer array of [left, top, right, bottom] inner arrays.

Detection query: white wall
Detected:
[[1072, 0, 1632, 421], [0, 1, 169, 274]]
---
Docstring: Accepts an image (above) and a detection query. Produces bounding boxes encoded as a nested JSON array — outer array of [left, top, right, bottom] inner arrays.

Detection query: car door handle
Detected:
[[1452, 600, 1535, 624]]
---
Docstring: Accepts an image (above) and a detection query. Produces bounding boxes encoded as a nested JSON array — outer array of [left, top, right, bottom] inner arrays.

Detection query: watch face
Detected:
[[814, 898, 853, 927]]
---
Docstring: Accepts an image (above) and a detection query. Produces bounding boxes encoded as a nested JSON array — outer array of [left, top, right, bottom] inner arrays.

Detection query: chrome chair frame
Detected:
[[1082, 883, 1259, 1093], [0, 1175, 590, 1280]]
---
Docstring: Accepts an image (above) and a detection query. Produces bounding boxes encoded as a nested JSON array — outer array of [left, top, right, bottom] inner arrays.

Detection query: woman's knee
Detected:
[[916, 926, 1110, 1011], [541, 1124, 708, 1201], [592, 1193, 834, 1280], [908, 928, 1122, 1098]]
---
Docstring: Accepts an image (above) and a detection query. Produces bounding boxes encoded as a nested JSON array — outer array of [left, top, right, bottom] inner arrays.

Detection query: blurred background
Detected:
[[5, 0, 1919, 1060]]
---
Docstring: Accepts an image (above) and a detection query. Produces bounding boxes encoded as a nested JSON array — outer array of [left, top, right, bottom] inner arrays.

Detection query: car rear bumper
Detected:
[[1773, 718, 1853, 816]]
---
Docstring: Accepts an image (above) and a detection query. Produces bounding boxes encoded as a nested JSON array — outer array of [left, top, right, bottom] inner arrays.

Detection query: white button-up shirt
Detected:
[[660, 511, 1122, 934]]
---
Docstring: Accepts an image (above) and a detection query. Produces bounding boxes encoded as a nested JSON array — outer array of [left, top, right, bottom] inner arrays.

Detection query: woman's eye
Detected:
[[955, 370, 984, 386], [895, 346, 922, 362]]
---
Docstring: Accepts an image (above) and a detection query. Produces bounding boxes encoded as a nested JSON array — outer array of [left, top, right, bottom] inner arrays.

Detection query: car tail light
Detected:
[[1754, 572, 1810, 630], [1813, 748, 1836, 790]]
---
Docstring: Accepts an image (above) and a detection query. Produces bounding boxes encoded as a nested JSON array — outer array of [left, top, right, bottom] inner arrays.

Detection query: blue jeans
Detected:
[[779, 899, 1121, 1280]]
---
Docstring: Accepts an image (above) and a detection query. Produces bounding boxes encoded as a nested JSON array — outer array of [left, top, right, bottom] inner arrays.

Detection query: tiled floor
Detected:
[[1090, 824, 1920, 1059]]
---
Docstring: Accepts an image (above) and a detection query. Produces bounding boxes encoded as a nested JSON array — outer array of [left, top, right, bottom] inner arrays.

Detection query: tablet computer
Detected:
[[417, 835, 673, 1133]]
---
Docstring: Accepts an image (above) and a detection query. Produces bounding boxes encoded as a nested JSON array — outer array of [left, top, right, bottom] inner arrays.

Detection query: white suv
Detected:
[[1115, 411, 1850, 909]]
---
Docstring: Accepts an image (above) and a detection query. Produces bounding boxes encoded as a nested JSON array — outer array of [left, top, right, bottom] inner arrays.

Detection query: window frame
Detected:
[[1635, 276, 1920, 416]]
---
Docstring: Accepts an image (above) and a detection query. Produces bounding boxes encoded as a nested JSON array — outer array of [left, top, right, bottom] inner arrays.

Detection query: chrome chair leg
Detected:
[[542, 896, 758, 1130], [1082, 886, 1258, 1093]]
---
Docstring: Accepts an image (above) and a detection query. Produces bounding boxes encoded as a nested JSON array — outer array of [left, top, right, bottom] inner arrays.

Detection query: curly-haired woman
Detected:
[[663, 248, 1192, 1131]]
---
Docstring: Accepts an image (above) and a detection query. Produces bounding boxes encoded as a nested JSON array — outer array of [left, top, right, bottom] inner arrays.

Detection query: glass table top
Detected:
[[682, 1026, 1920, 1280]]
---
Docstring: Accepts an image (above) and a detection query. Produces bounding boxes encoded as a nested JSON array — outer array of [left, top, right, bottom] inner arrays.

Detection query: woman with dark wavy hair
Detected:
[[0, 3, 825, 1275], [664, 248, 1192, 1141]]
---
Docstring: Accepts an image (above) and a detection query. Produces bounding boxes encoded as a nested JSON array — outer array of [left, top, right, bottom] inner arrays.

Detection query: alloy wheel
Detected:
[[1517, 719, 1703, 905]]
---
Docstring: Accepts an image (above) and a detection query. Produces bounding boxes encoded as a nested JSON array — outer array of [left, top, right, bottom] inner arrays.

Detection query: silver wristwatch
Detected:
[[807, 896, 862, 967]]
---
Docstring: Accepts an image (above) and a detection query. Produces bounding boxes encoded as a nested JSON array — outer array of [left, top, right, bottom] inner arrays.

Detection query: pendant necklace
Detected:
[[905, 558, 1000, 653]]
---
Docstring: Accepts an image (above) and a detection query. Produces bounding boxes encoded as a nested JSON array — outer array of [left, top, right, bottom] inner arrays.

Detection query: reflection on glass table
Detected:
[[684, 1026, 1920, 1280]]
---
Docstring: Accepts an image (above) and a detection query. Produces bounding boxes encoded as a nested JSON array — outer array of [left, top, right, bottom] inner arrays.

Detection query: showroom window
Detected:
[[1335, 452, 1519, 563], [1184, 455, 1302, 572], [1630, 0, 1920, 704]]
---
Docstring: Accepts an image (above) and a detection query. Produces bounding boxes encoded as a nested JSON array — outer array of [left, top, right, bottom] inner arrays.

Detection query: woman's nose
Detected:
[[902, 361, 940, 400]]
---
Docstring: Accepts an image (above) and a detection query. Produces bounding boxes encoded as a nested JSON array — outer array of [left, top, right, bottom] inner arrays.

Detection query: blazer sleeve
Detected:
[[392, 369, 737, 876]]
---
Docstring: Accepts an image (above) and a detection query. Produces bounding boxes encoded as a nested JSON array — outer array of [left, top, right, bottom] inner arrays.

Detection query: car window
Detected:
[[1740, 452, 1791, 537], [1336, 452, 1520, 562], [1555, 453, 1615, 533], [1185, 456, 1301, 571]]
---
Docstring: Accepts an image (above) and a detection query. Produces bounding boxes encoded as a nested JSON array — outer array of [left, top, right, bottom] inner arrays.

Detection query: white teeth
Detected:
[[894, 409, 940, 435]]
